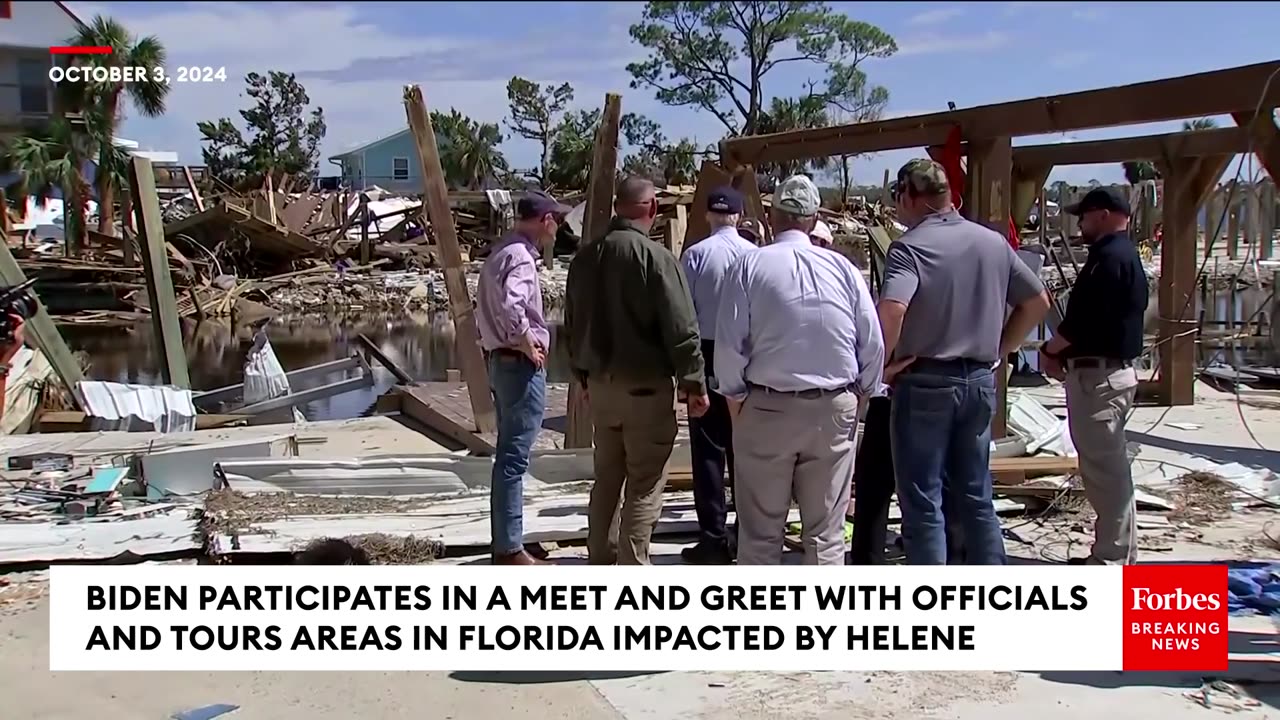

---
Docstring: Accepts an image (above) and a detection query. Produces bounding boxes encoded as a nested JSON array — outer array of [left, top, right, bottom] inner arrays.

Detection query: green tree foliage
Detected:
[[505, 77, 574, 187], [197, 71, 326, 187], [431, 109, 509, 190], [1183, 118, 1218, 131], [59, 15, 169, 235], [1121, 160, 1159, 184], [620, 113, 700, 186], [627, 1, 896, 136]]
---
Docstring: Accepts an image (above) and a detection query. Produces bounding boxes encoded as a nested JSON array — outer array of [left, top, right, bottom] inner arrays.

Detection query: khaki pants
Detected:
[[1065, 365, 1138, 565], [734, 389, 858, 565], [586, 378, 678, 565]]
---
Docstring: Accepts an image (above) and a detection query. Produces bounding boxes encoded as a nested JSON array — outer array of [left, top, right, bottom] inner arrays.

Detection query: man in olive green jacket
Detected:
[[565, 176, 709, 565]]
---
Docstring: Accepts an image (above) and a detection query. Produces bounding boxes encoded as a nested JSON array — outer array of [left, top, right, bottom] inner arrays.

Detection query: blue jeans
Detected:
[[488, 353, 546, 556], [890, 359, 1006, 565]]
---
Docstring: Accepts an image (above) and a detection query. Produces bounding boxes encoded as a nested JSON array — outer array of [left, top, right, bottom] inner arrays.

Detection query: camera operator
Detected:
[[0, 315, 27, 423]]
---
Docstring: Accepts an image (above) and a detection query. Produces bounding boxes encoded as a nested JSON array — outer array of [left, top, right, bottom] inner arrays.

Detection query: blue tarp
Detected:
[[1227, 563, 1280, 615]]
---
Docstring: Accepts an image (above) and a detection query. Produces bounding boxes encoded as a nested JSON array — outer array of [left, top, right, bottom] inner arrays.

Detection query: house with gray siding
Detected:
[[327, 128, 423, 194], [0, 1, 85, 140]]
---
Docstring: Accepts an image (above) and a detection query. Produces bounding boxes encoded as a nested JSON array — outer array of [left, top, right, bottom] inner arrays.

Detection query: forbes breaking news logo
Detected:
[[1123, 565, 1228, 671]]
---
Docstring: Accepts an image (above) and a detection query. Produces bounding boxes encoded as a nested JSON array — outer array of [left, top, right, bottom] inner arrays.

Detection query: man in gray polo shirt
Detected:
[[879, 159, 1050, 565]]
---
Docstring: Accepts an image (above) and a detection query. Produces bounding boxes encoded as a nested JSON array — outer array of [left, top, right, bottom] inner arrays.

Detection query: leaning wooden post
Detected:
[[0, 189, 86, 407], [359, 194, 372, 266], [129, 156, 190, 389], [403, 85, 496, 434], [565, 92, 623, 449], [967, 136, 1013, 438]]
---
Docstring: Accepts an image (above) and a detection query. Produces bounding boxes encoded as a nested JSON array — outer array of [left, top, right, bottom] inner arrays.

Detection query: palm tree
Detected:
[[1183, 118, 1218, 131], [1122, 160, 1159, 184], [446, 119, 508, 190], [62, 16, 168, 235], [0, 120, 94, 252]]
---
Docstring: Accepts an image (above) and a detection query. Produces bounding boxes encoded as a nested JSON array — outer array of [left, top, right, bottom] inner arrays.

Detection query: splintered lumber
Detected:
[[131, 156, 191, 388], [0, 190, 85, 408], [990, 454, 1079, 485], [404, 84, 495, 434], [182, 166, 205, 212], [566, 92, 622, 449]]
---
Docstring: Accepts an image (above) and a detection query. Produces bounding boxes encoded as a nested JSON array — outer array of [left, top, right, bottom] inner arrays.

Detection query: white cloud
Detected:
[[907, 8, 966, 26], [1049, 50, 1096, 69], [65, 2, 642, 168], [896, 31, 1011, 57]]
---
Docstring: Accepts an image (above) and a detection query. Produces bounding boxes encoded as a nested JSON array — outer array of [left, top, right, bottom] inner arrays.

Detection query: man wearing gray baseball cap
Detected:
[[714, 174, 884, 565]]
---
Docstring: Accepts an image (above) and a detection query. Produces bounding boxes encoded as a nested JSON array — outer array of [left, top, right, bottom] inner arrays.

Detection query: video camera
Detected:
[[0, 278, 38, 345]]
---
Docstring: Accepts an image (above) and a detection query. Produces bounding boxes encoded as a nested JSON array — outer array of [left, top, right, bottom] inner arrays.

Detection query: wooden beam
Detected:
[[1013, 126, 1250, 168], [1011, 161, 1053, 228], [128, 156, 190, 389], [119, 188, 136, 267], [722, 61, 1280, 165], [685, 161, 734, 249], [182, 166, 206, 213], [731, 165, 769, 243], [967, 137, 1013, 438], [0, 190, 85, 408], [1233, 109, 1280, 185], [566, 92, 623, 449], [665, 203, 688, 257], [1155, 154, 1233, 406], [403, 84, 495, 434], [358, 195, 372, 266]]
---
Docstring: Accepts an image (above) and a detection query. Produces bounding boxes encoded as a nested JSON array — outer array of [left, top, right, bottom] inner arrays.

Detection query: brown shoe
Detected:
[[492, 550, 552, 566]]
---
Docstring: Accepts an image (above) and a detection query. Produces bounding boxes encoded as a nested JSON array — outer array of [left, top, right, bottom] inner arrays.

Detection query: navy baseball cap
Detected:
[[707, 186, 744, 214], [1065, 187, 1131, 216], [517, 190, 572, 220]]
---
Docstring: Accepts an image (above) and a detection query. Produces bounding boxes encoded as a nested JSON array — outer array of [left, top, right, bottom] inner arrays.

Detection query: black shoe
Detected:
[[681, 540, 733, 565], [1066, 556, 1089, 565]]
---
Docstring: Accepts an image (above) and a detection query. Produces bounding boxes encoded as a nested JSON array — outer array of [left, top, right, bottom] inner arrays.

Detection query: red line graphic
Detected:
[[49, 46, 112, 55]]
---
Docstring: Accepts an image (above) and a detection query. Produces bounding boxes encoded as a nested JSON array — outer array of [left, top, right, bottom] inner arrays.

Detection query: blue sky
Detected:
[[70, 1, 1280, 186]]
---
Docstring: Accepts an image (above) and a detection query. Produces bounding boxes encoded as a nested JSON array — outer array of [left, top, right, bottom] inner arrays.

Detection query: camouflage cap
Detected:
[[895, 158, 950, 197]]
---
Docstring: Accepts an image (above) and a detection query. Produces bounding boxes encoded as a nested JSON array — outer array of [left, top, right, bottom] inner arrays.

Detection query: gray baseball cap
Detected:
[[774, 175, 821, 217]]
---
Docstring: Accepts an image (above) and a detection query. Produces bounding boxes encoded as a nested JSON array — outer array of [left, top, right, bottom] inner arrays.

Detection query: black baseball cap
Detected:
[[1064, 187, 1130, 216], [517, 190, 572, 220], [707, 186, 744, 214]]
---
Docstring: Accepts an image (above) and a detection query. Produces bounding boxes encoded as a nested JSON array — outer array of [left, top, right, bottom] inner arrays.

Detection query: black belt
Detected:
[[485, 347, 524, 361], [748, 382, 856, 399], [1065, 357, 1131, 370]]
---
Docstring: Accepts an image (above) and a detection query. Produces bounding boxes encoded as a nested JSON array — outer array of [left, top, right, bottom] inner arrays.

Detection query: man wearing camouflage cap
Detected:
[[715, 174, 884, 565], [878, 158, 1050, 565]]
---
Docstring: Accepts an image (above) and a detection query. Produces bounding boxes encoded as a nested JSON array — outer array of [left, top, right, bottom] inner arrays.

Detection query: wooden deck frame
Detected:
[[712, 61, 1280, 425]]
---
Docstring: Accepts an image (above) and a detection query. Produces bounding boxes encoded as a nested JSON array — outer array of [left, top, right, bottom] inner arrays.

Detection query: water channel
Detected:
[[61, 311, 572, 421]]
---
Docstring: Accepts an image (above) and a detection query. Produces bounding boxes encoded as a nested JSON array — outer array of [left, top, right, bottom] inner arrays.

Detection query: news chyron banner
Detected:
[[49, 565, 1227, 672]]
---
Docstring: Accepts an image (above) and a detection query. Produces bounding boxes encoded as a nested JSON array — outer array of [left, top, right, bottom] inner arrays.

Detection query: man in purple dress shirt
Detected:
[[476, 190, 570, 566]]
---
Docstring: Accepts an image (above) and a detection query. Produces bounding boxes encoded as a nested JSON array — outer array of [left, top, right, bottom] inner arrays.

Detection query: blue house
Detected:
[[327, 128, 422, 194]]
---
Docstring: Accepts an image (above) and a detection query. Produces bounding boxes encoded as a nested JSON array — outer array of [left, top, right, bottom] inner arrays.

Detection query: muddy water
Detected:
[[61, 312, 572, 421]]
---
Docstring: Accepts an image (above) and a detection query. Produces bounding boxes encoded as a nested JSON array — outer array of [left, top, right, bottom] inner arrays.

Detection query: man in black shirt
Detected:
[[1039, 187, 1148, 565]]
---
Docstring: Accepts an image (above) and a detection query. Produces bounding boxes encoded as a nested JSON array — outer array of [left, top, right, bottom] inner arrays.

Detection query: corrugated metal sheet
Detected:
[[0, 507, 200, 565], [79, 381, 197, 433]]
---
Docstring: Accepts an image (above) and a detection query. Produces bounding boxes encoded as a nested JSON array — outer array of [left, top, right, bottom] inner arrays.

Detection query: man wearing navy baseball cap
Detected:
[[678, 185, 757, 564], [1040, 184, 1147, 565], [476, 188, 570, 565]]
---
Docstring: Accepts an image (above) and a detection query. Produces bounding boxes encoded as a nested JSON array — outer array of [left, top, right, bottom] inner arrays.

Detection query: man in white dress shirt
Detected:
[[715, 174, 884, 565]]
